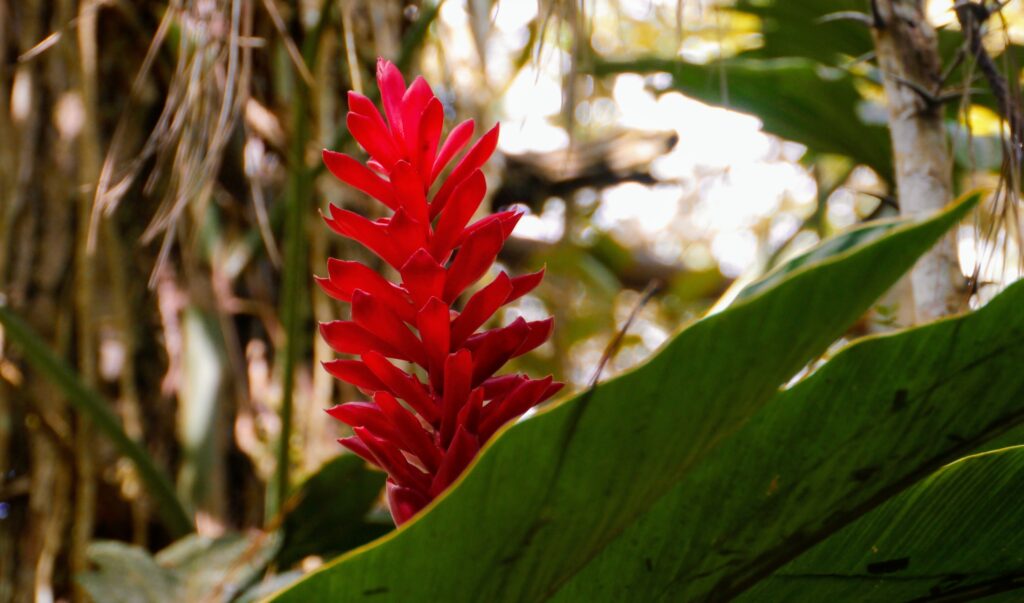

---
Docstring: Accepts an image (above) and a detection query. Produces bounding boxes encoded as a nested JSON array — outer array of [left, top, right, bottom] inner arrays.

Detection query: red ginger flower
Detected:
[[318, 59, 563, 525]]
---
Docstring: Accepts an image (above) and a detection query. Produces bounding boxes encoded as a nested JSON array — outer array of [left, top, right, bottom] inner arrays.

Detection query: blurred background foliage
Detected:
[[0, 0, 1022, 601]]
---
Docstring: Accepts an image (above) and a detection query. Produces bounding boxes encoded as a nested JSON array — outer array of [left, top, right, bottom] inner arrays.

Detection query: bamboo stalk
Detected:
[[72, 1, 101, 597], [269, 1, 313, 518]]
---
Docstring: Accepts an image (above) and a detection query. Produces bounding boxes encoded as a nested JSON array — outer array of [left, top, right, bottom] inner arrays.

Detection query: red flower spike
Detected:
[[481, 374, 528, 400], [442, 219, 506, 302], [456, 209, 523, 248], [320, 320, 406, 360], [429, 425, 480, 497], [416, 297, 451, 385], [326, 402, 399, 443], [429, 124, 501, 219], [508, 267, 546, 302], [320, 59, 561, 525], [449, 272, 514, 347], [347, 112, 403, 169], [431, 118, 475, 184], [389, 161, 429, 225], [322, 359, 386, 392], [417, 99, 444, 184], [338, 435, 375, 465], [351, 290, 427, 366], [322, 151, 399, 210], [386, 480, 430, 526], [440, 349, 473, 447], [400, 249, 446, 307], [430, 170, 487, 260], [479, 376, 555, 441], [353, 426, 431, 492], [317, 258, 415, 323], [373, 391, 442, 472]]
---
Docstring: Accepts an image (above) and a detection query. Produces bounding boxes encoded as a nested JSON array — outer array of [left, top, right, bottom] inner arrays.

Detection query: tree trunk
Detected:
[[872, 0, 966, 322]]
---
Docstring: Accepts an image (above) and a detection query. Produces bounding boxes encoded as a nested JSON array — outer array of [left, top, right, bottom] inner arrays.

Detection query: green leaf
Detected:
[[268, 198, 974, 601], [0, 303, 193, 537], [554, 275, 1024, 601], [276, 454, 390, 567], [736, 214, 904, 302], [737, 192, 983, 302], [735, 0, 871, 63], [741, 446, 1024, 601]]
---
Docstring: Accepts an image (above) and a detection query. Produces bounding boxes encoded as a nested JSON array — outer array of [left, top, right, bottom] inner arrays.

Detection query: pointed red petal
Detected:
[[479, 377, 553, 440], [429, 425, 480, 497], [351, 290, 427, 366], [400, 76, 435, 160], [320, 320, 406, 360], [386, 478, 430, 526], [377, 58, 407, 143], [347, 113, 403, 169], [450, 272, 513, 347], [324, 205, 404, 268], [374, 391, 442, 473], [457, 209, 523, 248], [508, 267, 545, 302], [456, 387, 485, 436], [317, 258, 415, 323], [513, 317, 554, 357], [431, 119, 475, 185], [387, 208, 429, 263], [362, 351, 438, 423], [430, 124, 499, 219], [440, 349, 473, 447], [389, 160, 429, 224], [400, 249, 447, 308], [416, 297, 451, 385], [322, 359, 386, 392], [348, 90, 387, 118], [481, 374, 527, 401], [464, 317, 530, 385], [541, 381, 565, 403], [322, 150, 398, 210], [443, 219, 504, 302], [418, 98, 444, 185], [430, 170, 487, 260], [339, 436, 378, 467], [355, 426, 430, 492], [326, 402, 398, 441]]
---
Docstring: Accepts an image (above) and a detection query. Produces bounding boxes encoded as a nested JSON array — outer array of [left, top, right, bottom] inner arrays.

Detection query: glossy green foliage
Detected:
[[742, 446, 1024, 601], [267, 197, 976, 601], [558, 277, 1024, 601]]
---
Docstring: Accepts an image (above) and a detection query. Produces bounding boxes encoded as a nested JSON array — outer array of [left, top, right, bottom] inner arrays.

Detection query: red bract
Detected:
[[319, 59, 562, 525]]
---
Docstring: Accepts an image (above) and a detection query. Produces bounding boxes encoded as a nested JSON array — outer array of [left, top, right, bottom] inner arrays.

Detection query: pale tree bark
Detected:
[[872, 0, 967, 322]]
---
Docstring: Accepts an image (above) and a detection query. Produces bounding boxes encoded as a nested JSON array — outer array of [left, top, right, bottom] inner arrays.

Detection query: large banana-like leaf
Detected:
[[737, 216, 902, 302], [554, 276, 1024, 601], [741, 446, 1024, 602], [267, 198, 972, 601]]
